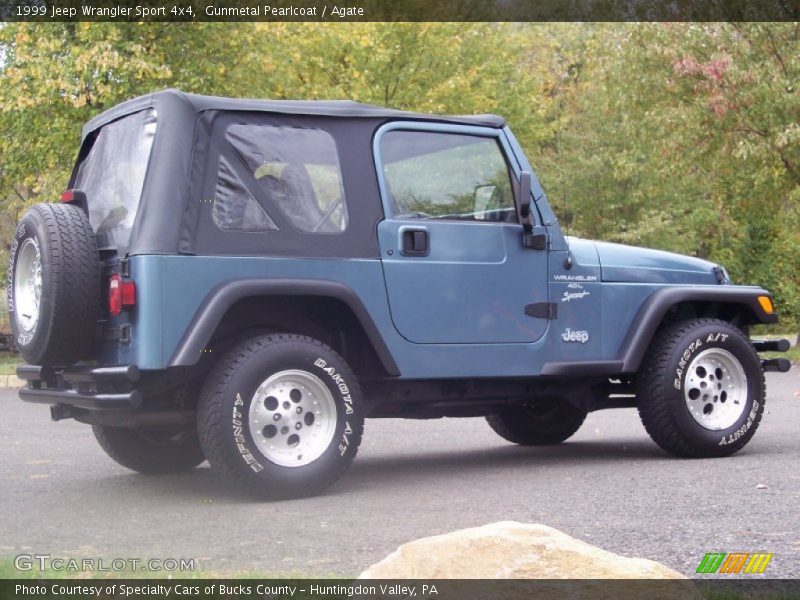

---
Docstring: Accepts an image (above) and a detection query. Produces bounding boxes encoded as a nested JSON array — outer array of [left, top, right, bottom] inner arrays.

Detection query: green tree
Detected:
[[547, 23, 800, 332], [2, 22, 797, 336]]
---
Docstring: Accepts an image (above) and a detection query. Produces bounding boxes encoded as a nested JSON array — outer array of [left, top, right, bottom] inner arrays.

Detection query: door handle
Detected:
[[400, 228, 429, 256]]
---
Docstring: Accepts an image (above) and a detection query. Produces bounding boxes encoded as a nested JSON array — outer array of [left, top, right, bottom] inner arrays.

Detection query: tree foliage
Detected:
[[0, 22, 797, 331], [547, 24, 799, 329]]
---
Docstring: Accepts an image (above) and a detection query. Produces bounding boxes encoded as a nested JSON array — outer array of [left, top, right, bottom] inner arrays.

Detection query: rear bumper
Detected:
[[17, 364, 142, 410]]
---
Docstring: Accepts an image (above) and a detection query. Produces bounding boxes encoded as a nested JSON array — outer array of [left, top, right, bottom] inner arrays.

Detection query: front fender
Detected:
[[618, 286, 777, 373]]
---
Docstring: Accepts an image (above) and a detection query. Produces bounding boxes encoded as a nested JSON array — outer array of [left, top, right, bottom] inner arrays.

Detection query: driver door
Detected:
[[375, 125, 550, 344]]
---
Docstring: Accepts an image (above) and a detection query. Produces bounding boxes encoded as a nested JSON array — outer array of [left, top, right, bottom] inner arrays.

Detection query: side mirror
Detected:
[[514, 170, 545, 249], [516, 171, 531, 218], [515, 171, 532, 227]]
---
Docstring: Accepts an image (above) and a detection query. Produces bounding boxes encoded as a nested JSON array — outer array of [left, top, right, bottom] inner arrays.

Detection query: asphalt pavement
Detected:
[[1, 371, 798, 578]]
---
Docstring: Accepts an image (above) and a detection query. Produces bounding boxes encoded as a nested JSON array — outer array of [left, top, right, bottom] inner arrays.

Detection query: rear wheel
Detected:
[[637, 318, 764, 458], [93, 424, 205, 474], [197, 333, 364, 499], [486, 399, 587, 446]]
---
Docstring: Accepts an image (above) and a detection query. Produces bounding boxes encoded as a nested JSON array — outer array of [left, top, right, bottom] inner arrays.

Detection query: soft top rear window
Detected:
[[73, 108, 157, 252]]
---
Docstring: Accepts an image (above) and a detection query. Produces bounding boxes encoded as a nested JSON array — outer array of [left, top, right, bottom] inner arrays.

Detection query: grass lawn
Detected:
[[0, 352, 20, 376], [762, 345, 800, 362], [758, 333, 799, 362]]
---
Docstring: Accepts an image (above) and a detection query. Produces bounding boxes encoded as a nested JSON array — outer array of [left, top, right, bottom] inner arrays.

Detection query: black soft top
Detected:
[[82, 89, 505, 139], [74, 89, 507, 258]]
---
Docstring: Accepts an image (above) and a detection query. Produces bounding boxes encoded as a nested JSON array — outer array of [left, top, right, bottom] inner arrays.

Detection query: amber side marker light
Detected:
[[758, 296, 774, 314]]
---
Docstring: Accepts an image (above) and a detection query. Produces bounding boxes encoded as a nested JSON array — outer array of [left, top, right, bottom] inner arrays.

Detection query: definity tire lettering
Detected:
[[719, 399, 759, 446], [233, 392, 264, 473]]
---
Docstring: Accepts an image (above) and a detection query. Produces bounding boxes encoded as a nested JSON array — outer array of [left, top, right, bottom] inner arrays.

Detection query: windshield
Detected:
[[73, 108, 157, 252]]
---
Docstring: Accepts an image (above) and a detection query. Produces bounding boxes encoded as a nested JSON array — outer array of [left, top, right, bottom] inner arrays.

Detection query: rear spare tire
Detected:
[[8, 203, 99, 365]]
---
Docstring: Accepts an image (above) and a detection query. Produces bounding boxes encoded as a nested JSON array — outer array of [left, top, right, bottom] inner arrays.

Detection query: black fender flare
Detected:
[[169, 279, 400, 376], [618, 286, 777, 373]]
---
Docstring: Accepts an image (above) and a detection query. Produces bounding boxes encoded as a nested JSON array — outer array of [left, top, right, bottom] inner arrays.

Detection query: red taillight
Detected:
[[109, 274, 136, 316], [60, 189, 87, 204]]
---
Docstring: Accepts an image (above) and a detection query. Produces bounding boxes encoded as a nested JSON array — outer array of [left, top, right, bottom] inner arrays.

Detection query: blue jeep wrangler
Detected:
[[9, 90, 791, 498]]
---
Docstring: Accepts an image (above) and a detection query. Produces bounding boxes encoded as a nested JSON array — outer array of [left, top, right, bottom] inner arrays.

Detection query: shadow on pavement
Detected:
[[346, 439, 666, 482], [65, 438, 754, 503]]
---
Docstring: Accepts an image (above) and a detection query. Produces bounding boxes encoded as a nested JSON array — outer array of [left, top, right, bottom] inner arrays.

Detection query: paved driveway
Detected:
[[1, 371, 798, 577]]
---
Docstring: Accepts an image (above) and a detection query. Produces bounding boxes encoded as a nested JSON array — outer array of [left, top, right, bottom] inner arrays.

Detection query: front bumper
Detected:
[[752, 339, 792, 373], [17, 364, 142, 410]]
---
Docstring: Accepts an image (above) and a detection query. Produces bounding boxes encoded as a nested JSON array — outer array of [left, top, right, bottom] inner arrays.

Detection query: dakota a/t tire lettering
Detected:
[[637, 318, 765, 458], [197, 333, 365, 499]]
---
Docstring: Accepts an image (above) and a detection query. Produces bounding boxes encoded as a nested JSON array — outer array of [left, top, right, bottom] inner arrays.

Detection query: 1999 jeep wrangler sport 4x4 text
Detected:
[[10, 90, 791, 498]]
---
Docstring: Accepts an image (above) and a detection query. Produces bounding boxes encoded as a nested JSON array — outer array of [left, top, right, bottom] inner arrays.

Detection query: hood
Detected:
[[589, 240, 722, 285]]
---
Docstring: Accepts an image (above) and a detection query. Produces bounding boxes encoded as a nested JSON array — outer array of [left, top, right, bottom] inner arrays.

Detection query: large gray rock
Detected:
[[360, 522, 698, 599]]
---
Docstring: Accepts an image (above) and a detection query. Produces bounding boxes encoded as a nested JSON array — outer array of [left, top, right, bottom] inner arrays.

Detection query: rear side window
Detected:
[[224, 125, 349, 233], [212, 157, 277, 232], [73, 108, 157, 251]]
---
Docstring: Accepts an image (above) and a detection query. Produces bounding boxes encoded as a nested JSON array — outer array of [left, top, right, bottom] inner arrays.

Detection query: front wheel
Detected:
[[197, 333, 364, 499], [637, 318, 765, 458]]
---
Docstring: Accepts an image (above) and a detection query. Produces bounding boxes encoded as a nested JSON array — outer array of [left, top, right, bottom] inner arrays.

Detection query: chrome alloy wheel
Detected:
[[248, 369, 337, 467], [683, 348, 748, 431], [13, 238, 43, 333]]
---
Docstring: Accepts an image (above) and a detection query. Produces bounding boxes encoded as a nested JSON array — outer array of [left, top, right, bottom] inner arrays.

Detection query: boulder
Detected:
[[360, 522, 698, 600]]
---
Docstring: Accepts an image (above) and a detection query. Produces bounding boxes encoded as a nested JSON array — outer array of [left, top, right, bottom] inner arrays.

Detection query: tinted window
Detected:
[[226, 125, 348, 233], [74, 108, 157, 250], [380, 131, 516, 222], [212, 157, 277, 232]]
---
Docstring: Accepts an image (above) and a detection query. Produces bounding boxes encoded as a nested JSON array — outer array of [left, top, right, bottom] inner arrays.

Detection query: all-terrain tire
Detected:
[[93, 424, 205, 474], [8, 203, 99, 365], [637, 318, 765, 458], [486, 400, 587, 445], [197, 333, 364, 500]]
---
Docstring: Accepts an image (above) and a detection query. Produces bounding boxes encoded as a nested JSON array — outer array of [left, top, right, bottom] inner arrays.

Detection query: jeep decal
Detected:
[[561, 328, 589, 344]]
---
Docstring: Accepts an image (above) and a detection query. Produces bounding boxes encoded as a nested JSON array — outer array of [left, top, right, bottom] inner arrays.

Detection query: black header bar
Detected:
[[1, 0, 798, 22], [3, 578, 800, 600]]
